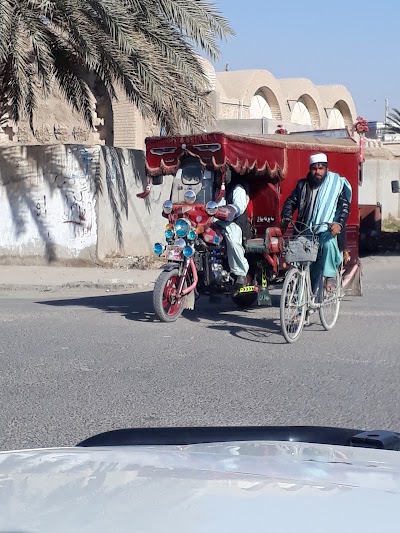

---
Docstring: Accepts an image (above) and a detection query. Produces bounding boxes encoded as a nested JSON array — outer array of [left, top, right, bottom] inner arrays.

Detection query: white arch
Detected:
[[333, 100, 353, 128], [250, 94, 273, 119], [291, 101, 312, 126], [216, 70, 286, 120], [328, 108, 345, 129]]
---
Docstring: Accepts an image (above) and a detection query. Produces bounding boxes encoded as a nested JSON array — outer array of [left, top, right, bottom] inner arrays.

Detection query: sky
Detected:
[[211, 0, 397, 122]]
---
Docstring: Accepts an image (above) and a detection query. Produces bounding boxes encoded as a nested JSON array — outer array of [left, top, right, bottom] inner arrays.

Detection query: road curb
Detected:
[[0, 281, 155, 292]]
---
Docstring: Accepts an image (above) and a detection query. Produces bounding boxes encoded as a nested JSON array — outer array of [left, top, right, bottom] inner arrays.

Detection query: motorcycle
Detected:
[[150, 156, 283, 322]]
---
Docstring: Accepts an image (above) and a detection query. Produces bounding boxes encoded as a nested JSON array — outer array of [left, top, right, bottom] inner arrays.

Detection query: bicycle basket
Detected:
[[284, 235, 319, 263]]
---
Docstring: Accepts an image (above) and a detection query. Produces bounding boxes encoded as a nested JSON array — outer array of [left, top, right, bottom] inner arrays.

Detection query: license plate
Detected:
[[161, 245, 183, 261], [257, 288, 272, 306]]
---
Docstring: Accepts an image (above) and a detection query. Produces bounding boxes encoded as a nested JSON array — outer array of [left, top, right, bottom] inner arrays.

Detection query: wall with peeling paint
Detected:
[[0, 145, 99, 263], [0, 144, 172, 264]]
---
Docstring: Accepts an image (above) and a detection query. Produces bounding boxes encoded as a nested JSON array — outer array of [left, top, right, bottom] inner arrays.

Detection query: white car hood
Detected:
[[1, 440, 400, 532]]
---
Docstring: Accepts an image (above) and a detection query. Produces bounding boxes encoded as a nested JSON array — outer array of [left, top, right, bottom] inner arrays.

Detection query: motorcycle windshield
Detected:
[[170, 169, 215, 205]]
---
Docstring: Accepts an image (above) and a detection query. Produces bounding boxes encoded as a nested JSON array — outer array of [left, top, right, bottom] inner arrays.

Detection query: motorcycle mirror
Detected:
[[391, 180, 400, 194]]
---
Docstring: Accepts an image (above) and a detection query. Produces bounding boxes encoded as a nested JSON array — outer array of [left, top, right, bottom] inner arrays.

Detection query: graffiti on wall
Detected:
[[46, 147, 98, 244], [0, 145, 100, 257]]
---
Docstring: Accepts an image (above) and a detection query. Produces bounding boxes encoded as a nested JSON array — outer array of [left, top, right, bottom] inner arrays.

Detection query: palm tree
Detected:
[[386, 108, 400, 134], [0, 0, 233, 135]]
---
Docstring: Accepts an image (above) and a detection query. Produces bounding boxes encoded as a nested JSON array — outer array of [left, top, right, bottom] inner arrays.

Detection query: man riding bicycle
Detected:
[[281, 153, 352, 296]]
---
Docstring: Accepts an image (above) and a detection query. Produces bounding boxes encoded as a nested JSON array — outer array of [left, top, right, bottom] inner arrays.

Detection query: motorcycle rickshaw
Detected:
[[138, 131, 361, 322]]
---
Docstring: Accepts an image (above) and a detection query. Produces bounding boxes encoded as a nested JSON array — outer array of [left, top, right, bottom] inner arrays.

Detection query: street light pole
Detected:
[[384, 98, 389, 125]]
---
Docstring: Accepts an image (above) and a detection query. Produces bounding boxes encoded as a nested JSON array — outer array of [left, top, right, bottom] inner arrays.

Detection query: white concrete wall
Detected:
[[0, 144, 172, 264], [360, 160, 400, 220], [0, 145, 98, 263], [96, 147, 172, 260]]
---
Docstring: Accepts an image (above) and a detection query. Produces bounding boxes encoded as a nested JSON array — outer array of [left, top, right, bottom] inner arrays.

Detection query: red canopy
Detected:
[[145, 131, 359, 182]]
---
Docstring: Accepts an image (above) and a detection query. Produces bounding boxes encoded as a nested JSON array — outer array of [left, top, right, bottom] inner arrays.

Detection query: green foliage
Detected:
[[0, 0, 233, 134]]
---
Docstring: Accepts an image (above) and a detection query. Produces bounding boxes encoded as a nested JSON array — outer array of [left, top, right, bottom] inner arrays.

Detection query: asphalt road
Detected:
[[0, 255, 399, 451]]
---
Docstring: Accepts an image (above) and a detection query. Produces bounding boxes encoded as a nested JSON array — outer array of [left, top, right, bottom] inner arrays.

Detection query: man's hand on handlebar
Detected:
[[330, 222, 342, 237]]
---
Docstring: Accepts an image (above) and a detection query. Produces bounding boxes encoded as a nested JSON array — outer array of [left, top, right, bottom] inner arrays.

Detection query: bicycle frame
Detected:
[[280, 219, 344, 342]]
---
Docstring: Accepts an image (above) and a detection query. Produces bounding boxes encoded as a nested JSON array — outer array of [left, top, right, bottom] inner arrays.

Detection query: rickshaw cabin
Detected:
[[145, 132, 360, 268]]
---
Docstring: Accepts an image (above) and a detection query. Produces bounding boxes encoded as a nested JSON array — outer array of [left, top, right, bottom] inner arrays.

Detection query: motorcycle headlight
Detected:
[[174, 238, 186, 249], [205, 201, 218, 216], [188, 230, 197, 241], [175, 219, 190, 237], [183, 245, 194, 258], [163, 200, 173, 214], [184, 190, 196, 204], [153, 243, 164, 256], [165, 229, 174, 240]]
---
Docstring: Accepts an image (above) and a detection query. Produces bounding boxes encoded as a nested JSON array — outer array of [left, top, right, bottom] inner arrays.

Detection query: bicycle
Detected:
[[280, 220, 343, 343]]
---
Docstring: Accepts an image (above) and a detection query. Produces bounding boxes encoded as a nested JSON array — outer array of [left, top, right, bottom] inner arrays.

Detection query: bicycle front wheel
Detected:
[[319, 271, 341, 331], [280, 267, 307, 343]]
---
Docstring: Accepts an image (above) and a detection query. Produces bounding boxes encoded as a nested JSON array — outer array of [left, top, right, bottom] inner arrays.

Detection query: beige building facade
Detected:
[[215, 69, 357, 131], [0, 60, 358, 149]]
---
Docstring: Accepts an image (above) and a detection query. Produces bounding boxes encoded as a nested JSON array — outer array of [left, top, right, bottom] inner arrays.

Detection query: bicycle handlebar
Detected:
[[281, 218, 332, 236]]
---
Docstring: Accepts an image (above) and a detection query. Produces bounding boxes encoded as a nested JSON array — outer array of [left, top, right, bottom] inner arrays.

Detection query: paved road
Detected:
[[0, 256, 399, 451]]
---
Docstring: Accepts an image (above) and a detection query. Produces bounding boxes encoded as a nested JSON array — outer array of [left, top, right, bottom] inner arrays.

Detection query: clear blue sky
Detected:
[[212, 0, 396, 121]]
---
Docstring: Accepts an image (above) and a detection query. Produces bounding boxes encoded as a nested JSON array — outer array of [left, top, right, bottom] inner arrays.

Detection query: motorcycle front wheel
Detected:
[[153, 269, 187, 322]]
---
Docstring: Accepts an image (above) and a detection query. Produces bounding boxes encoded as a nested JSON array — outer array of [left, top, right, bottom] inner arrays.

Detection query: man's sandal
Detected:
[[325, 277, 337, 292]]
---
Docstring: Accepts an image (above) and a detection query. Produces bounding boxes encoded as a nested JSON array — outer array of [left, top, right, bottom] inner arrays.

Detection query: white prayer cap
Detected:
[[309, 153, 328, 165]]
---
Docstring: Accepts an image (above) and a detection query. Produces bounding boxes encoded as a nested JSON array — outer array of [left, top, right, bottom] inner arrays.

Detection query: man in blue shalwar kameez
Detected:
[[281, 153, 352, 295]]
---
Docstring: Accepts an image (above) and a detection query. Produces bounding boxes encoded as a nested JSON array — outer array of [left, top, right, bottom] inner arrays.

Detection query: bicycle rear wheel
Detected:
[[319, 271, 341, 331], [280, 268, 307, 343]]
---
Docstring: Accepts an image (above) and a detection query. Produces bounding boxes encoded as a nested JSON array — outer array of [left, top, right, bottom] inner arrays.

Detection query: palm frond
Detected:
[[0, 0, 233, 135], [0, 0, 15, 62], [386, 108, 400, 134], [155, 0, 234, 59]]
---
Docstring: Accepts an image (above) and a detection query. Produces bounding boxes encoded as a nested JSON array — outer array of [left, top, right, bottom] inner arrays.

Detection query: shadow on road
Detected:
[[39, 291, 157, 322], [186, 292, 285, 344], [39, 290, 288, 344]]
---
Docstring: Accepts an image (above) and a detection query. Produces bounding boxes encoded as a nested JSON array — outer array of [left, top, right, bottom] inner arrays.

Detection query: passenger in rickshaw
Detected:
[[216, 171, 251, 288], [281, 153, 352, 295]]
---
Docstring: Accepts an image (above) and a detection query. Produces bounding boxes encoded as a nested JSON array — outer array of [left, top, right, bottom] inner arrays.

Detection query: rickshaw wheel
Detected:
[[153, 269, 186, 322]]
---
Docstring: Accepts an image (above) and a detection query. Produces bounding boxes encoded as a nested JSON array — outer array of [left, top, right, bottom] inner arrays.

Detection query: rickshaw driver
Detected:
[[216, 176, 250, 288], [281, 153, 352, 295]]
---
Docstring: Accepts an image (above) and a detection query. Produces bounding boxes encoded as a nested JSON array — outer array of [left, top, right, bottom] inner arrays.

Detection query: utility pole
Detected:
[[384, 97, 389, 125]]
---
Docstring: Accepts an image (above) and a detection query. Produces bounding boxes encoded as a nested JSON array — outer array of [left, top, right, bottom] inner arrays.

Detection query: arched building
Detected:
[[0, 60, 358, 148], [215, 67, 357, 135]]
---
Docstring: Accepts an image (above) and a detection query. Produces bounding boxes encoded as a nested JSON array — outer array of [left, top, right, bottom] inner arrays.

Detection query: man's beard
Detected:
[[309, 173, 326, 187]]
